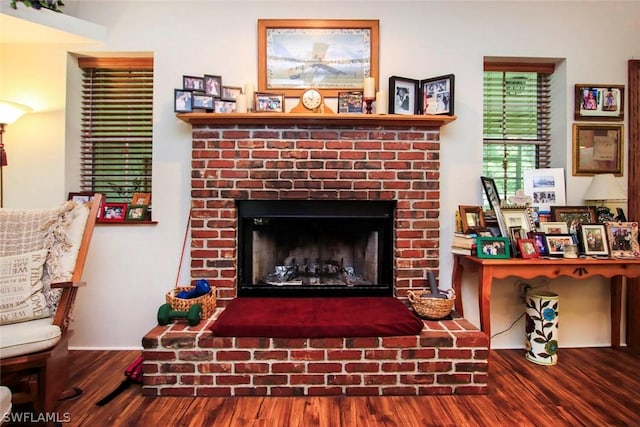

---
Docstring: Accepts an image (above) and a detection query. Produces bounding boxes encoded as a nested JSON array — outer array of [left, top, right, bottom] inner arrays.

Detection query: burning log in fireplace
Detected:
[[261, 257, 373, 287]]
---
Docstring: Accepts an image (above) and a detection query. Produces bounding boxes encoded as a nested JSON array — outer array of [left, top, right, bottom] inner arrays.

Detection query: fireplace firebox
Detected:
[[237, 200, 395, 297]]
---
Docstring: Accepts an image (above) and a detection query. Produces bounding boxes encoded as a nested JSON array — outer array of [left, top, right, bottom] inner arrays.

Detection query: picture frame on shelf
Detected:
[[254, 92, 284, 112], [458, 205, 485, 234], [544, 234, 575, 257], [578, 224, 609, 256], [388, 76, 418, 115], [174, 89, 193, 113], [480, 176, 501, 210], [509, 226, 525, 257], [258, 19, 379, 97], [550, 206, 597, 233], [67, 191, 95, 204], [476, 236, 510, 259], [419, 74, 454, 115], [605, 221, 640, 258], [574, 84, 624, 121], [338, 91, 364, 113], [573, 123, 624, 176], [204, 74, 222, 97], [222, 86, 243, 101], [528, 231, 549, 256], [518, 239, 540, 259], [192, 93, 215, 111], [539, 221, 569, 235], [523, 168, 566, 213], [131, 192, 151, 206], [126, 205, 148, 221], [214, 99, 236, 113], [183, 75, 205, 92], [99, 202, 127, 223]]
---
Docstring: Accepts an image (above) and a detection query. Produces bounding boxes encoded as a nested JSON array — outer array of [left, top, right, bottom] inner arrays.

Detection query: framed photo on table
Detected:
[[605, 221, 640, 257], [419, 74, 454, 115], [518, 239, 540, 259], [258, 19, 379, 97], [458, 205, 485, 233], [523, 168, 566, 212], [476, 237, 510, 259], [500, 206, 536, 234], [550, 206, 597, 233], [480, 176, 501, 210], [573, 123, 623, 176], [574, 84, 624, 121], [544, 234, 575, 257], [578, 224, 609, 256], [388, 76, 418, 115], [539, 221, 569, 235]]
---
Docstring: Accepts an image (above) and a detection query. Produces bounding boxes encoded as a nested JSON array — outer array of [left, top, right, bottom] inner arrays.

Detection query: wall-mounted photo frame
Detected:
[[458, 205, 485, 233], [544, 234, 575, 257], [574, 84, 624, 121], [605, 221, 640, 258], [550, 206, 597, 233], [527, 231, 549, 256], [539, 221, 569, 235], [99, 202, 127, 223], [222, 86, 243, 101], [518, 239, 540, 259], [204, 74, 222, 97], [523, 168, 566, 213], [183, 75, 205, 92], [480, 176, 501, 210], [573, 123, 624, 176], [578, 224, 609, 256], [388, 76, 418, 115], [258, 19, 379, 97], [174, 89, 193, 113], [192, 93, 215, 111], [131, 192, 151, 206], [126, 205, 148, 221], [254, 92, 284, 113], [420, 74, 454, 116], [338, 91, 364, 113], [476, 236, 510, 259], [214, 99, 236, 113]]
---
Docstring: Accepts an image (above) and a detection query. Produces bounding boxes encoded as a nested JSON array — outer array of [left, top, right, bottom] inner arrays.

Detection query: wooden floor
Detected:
[[9, 348, 640, 426]]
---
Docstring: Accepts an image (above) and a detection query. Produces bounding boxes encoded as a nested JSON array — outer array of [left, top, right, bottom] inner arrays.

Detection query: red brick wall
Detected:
[[189, 124, 441, 303]]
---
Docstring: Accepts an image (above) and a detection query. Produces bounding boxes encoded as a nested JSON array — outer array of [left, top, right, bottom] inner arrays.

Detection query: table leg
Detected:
[[478, 266, 493, 339], [452, 255, 464, 316], [611, 275, 623, 348]]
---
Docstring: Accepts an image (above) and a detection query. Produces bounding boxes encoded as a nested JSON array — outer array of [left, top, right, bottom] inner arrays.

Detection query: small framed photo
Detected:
[[539, 221, 569, 235], [574, 84, 624, 121], [192, 93, 215, 111], [388, 76, 418, 115], [131, 192, 151, 206], [544, 234, 575, 257], [458, 205, 485, 233], [573, 123, 624, 176], [579, 224, 609, 256], [67, 191, 95, 204], [420, 74, 454, 115], [480, 176, 501, 210], [476, 236, 510, 259], [126, 205, 148, 221], [605, 221, 640, 257], [222, 86, 243, 101], [174, 89, 193, 113], [204, 74, 222, 97], [183, 75, 205, 92], [518, 239, 540, 259], [255, 92, 284, 113], [528, 231, 549, 256], [523, 168, 566, 212], [99, 202, 127, 223], [501, 206, 537, 235], [338, 91, 364, 113], [550, 206, 597, 233], [214, 99, 236, 113]]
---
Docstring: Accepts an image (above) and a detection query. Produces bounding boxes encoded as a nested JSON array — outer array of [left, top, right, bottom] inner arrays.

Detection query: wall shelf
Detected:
[[176, 112, 456, 128]]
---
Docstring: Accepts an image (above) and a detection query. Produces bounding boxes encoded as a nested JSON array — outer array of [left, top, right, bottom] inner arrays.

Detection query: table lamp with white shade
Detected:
[[0, 100, 33, 207], [583, 173, 627, 223]]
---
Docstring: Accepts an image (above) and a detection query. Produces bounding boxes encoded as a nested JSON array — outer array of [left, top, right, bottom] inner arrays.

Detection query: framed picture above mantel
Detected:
[[257, 19, 379, 97]]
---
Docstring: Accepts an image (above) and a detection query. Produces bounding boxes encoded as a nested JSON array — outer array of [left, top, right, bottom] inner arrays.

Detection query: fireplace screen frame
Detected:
[[236, 200, 395, 297]]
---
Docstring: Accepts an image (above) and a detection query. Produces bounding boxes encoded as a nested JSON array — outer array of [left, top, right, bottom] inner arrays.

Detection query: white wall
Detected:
[[1, 1, 638, 349]]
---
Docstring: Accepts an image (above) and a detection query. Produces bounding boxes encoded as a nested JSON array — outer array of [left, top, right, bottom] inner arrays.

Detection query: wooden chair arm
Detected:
[[50, 281, 87, 289]]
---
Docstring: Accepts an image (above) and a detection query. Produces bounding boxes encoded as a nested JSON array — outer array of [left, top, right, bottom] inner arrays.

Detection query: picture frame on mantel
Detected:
[[388, 76, 419, 115], [420, 74, 455, 116], [257, 19, 379, 97]]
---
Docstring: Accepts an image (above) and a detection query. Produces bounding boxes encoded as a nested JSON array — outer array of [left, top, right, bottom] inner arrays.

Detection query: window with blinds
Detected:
[[483, 62, 552, 206], [78, 57, 153, 205]]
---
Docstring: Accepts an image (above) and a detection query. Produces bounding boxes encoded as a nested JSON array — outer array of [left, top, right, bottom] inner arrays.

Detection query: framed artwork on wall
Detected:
[[573, 123, 623, 176], [574, 84, 624, 121]]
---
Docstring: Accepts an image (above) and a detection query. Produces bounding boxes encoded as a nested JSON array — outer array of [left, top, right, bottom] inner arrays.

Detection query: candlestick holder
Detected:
[[364, 98, 374, 114]]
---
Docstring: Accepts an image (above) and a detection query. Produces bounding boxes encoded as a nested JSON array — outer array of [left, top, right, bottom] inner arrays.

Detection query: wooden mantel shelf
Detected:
[[176, 112, 456, 128]]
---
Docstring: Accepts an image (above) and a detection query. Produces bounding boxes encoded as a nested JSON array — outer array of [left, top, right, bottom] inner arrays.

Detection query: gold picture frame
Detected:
[[258, 19, 380, 97], [573, 123, 623, 176]]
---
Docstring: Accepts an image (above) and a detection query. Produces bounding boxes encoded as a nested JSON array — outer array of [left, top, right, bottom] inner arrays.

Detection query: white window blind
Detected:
[[78, 57, 153, 203], [483, 62, 553, 204]]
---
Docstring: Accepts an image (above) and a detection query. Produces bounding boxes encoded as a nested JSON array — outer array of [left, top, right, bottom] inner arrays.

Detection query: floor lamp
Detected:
[[0, 100, 32, 208]]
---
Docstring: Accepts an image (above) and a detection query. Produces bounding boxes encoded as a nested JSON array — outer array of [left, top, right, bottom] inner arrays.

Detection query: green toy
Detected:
[[157, 303, 202, 326]]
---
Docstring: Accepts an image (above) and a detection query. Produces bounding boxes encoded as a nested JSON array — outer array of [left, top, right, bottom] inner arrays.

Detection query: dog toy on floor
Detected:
[[176, 279, 211, 299]]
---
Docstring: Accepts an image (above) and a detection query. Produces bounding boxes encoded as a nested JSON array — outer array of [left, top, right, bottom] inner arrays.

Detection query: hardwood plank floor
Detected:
[[7, 348, 640, 426]]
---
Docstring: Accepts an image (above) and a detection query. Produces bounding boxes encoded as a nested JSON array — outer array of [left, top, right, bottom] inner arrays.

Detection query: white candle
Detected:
[[375, 90, 388, 114], [235, 94, 247, 113], [244, 83, 255, 111], [364, 77, 376, 99]]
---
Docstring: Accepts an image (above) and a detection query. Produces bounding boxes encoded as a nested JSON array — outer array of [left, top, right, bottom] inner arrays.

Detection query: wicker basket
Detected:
[[407, 289, 455, 320], [166, 286, 216, 318]]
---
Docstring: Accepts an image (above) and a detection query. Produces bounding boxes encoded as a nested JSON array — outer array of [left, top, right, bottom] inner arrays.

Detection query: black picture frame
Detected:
[[183, 75, 205, 92], [420, 74, 454, 115], [480, 176, 501, 209], [192, 92, 215, 111], [338, 91, 364, 113], [204, 74, 222, 97], [388, 76, 418, 115], [174, 89, 193, 113]]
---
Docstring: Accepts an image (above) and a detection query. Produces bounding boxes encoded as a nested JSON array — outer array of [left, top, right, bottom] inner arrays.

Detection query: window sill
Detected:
[[97, 220, 158, 225]]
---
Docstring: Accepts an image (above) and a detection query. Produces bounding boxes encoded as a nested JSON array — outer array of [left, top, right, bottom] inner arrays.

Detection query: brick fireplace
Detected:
[[141, 114, 489, 397]]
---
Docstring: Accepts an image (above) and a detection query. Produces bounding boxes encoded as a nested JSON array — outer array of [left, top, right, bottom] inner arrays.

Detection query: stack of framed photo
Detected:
[[174, 74, 240, 113]]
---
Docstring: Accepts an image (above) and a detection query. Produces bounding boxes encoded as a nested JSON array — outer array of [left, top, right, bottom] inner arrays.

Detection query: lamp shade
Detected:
[[583, 173, 627, 202], [0, 100, 32, 125]]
